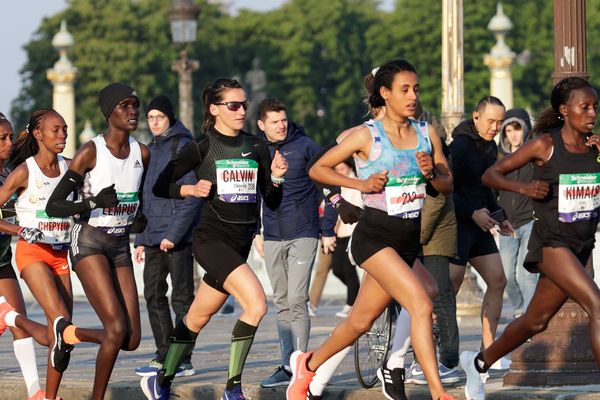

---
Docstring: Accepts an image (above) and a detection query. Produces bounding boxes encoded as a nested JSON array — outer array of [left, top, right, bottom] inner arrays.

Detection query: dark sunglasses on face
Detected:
[[214, 100, 250, 111]]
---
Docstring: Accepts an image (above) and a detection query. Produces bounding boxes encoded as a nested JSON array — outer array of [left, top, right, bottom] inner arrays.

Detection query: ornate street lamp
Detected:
[[169, 0, 200, 133]]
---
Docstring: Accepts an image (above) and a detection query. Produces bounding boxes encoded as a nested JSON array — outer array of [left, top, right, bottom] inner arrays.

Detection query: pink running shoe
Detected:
[[286, 351, 315, 400], [0, 296, 16, 336]]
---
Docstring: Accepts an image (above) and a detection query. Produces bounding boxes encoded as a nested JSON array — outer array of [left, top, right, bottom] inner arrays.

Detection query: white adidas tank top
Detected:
[[15, 156, 73, 245], [83, 135, 144, 236]]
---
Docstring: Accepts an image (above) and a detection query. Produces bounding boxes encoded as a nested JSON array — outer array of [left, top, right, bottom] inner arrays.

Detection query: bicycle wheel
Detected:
[[354, 305, 393, 388]]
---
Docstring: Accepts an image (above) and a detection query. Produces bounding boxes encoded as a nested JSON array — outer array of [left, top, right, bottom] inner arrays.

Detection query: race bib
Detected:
[[35, 209, 71, 244], [385, 175, 426, 218], [216, 159, 258, 203], [88, 192, 139, 235], [558, 173, 600, 223]]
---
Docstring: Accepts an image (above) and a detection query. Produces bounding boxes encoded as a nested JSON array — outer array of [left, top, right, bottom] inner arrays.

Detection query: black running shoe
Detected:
[[51, 316, 74, 372], [377, 366, 408, 400]]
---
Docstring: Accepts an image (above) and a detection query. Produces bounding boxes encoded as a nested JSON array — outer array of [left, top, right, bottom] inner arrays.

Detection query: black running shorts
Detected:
[[0, 263, 17, 280], [69, 222, 133, 269], [349, 207, 420, 268], [192, 228, 254, 294]]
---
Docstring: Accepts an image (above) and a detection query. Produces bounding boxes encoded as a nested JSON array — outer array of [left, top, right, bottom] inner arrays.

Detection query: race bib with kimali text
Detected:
[[558, 173, 600, 223], [385, 175, 426, 218], [216, 159, 258, 203]]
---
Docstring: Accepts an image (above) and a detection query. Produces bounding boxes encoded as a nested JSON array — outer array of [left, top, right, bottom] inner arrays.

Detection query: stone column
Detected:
[[504, 0, 600, 386], [441, 0, 465, 137], [552, 0, 588, 83], [483, 3, 515, 110], [47, 20, 78, 157], [172, 49, 199, 133]]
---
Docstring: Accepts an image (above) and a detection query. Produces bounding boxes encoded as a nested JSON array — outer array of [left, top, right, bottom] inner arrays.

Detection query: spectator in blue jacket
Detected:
[[133, 95, 201, 377], [254, 99, 336, 388]]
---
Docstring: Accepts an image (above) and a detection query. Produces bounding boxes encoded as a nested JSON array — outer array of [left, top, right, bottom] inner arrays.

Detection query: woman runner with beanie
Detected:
[[44, 82, 149, 400]]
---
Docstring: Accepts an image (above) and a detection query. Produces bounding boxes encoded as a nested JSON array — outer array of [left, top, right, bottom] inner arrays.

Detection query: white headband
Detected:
[[371, 67, 380, 77]]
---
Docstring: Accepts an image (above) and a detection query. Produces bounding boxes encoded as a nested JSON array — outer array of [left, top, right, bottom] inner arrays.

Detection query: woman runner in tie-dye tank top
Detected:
[[287, 59, 456, 400]]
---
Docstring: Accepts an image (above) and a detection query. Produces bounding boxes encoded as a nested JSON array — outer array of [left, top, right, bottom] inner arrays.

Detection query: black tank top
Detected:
[[155, 127, 282, 238], [532, 128, 600, 243]]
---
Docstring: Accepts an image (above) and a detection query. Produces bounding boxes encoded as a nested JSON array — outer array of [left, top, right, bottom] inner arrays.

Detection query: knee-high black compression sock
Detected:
[[226, 319, 258, 389], [158, 320, 198, 388]]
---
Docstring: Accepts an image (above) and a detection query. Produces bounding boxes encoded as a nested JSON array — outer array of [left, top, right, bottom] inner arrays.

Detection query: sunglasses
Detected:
[[214, 100, 250, 112]]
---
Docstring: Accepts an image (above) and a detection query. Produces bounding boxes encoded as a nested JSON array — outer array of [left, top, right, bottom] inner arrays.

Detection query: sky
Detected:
[[0, 0, 392, 124]]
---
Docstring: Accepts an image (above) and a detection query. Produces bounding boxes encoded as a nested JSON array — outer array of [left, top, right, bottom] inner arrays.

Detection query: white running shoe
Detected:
[[335, 304, 352, 318], [459, 351, 486, 400], [489, 356, 511, 370]]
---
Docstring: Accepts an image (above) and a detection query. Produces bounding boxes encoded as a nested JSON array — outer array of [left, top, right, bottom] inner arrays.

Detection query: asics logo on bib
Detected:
[[230, 194, 250, 202], [106, 227, 127, 235], [401, 211, 420, 219]]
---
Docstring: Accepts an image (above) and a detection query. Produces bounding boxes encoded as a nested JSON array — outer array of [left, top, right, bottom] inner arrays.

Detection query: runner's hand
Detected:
[[520, 180, 549, 200], [86, 184, 119, 209], [191, 180, 212, 198], [360, 170, 388, 193], [18, 227, 44, 244], [586, 134, 600, 152], [415, 151, 435, 179]]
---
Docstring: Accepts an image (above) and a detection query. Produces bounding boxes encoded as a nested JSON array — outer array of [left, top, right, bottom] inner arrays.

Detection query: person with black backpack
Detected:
[[133, 94, 201, 378]]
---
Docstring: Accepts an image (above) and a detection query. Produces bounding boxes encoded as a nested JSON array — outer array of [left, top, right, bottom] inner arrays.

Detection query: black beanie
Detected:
[[146, 95, 175, 127], [99, 82, 139, 119]]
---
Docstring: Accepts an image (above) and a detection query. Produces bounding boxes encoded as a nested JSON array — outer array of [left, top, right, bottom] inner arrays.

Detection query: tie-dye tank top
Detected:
[[355, 119, 431, 218]]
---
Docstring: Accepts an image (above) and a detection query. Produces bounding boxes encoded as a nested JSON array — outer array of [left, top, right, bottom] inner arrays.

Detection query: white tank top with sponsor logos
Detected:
[[15, 156, 73, 245], [83, 135, 143, 236]]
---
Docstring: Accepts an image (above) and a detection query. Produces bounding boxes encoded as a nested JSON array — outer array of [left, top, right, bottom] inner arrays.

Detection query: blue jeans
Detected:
[[143, 245, 195, 362], [498, 221, 538, 315]]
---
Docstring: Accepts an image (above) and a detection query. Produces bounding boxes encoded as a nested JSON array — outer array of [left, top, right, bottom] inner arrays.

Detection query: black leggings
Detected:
[[331, 236, 360, 306]]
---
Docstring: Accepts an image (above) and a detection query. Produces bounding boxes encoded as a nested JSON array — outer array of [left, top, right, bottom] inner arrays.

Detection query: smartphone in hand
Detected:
[[489, 208, 507, 224]]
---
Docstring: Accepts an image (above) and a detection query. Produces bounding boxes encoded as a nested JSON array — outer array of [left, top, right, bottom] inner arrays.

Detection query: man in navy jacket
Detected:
[[255, 99, 336, 388], [133, 95, 201, 377]]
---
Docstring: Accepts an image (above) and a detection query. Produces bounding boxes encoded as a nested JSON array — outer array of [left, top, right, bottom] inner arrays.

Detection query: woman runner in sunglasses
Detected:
[[140, 77, 287, 400]]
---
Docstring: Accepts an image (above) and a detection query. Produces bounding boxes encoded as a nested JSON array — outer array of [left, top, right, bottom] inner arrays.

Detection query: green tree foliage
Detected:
[[10, 0, 600, 145], [367, 0, 443, 117]]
